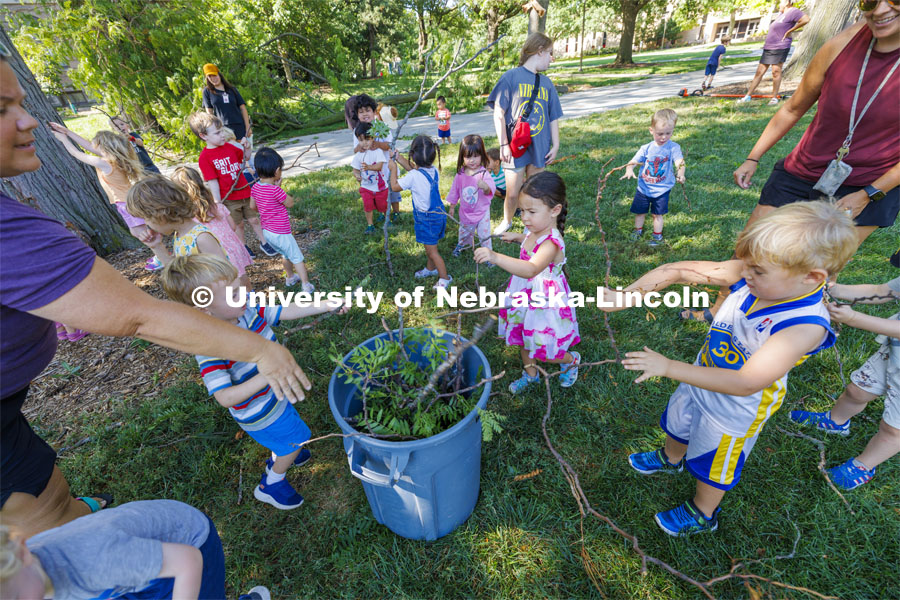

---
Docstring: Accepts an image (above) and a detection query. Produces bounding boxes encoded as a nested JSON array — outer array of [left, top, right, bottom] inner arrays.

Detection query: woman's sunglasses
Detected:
[[859, 0, 899, 11]]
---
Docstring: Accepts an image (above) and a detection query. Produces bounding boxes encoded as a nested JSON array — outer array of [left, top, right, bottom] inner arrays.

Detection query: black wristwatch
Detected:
[[865, 184, 885, 202]]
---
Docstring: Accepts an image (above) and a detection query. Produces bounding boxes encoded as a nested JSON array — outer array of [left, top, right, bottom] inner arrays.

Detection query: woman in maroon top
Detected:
[[0, 46, 311, 538], [681, 2, 900, 322]]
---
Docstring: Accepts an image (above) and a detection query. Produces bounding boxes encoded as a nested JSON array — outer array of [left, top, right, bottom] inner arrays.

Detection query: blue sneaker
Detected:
[[654, 500, 720, 537], [828, 458, 875, 491], [559, 351, 581, 388], [253, 475, 304, 510], [265, 448, 312, 471], [789, 410, 850, 436], [508, 370, 540, 394], [259, 242, 279, 256], [628, 448, 684, 475], [244, 244, 257, 259]]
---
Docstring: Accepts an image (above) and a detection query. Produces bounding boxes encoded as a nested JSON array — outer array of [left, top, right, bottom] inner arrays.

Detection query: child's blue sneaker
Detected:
[[789, 410, 850, 436], [628, 448, 684, 475], [828, 458, 875, 491], [559, 351, 581, 388], [655, 500, 720, 537], [266, 448, 312, 471], [253, 475, 304, 510], [508, 370, 540, 394], [451, 243, 467, 258], [244, 244, 257, 259], [364, 225, 376, 235], [259, 242, 279, 257]]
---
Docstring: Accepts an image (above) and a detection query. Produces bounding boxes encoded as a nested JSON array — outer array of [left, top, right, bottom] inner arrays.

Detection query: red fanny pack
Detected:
[[509, 72, 541, 159]]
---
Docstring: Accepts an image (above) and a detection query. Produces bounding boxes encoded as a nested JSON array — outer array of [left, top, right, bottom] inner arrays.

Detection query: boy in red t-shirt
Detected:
[[435, 96, 451, 145], [187, 112, 276, 257]]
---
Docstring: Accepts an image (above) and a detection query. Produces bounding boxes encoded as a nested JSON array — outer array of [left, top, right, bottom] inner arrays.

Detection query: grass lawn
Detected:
[[45, 99, 898, 598]]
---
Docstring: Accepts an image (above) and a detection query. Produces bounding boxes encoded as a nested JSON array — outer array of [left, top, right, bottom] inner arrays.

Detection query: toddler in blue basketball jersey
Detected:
[[160, 255, 347, 511], [599, 202, 858, 536], [621, 108, 685, 247]]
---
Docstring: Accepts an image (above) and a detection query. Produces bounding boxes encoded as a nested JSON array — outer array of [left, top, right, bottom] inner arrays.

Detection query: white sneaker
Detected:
[[414, 267, 439, 278], [240, 586, 271, 600], [301, 282, 315, 294], [434, 275, 453, 290], [767, 97, 780, 106], [285, 274, 302, 286], [492, 221, 511, 236], [737, 95, 752, 103]]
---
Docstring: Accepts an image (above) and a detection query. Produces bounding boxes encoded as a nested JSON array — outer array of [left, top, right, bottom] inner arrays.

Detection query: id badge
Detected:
[[223, 93, 230, 104], [812, 159, 853, 196]]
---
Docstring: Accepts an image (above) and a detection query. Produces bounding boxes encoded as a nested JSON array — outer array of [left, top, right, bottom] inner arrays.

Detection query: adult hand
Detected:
[[835, 189, 869, 219], [734, 159, 758, 189], [500, 145, 512, 164], [545, 144, 559, 163], [473, 247, 495, 264], [255, 343, 312, 404], [621, 346, 671, 383]]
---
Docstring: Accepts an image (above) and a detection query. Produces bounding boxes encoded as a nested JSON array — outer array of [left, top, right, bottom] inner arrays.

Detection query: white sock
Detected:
[[265, 469, 286, 485]]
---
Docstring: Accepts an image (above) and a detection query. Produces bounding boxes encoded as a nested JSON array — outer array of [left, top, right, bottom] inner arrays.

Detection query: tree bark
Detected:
[[417, 8, 428, 69], [369, 23, 377, 79], [784, 0, 858, 80], [0, 26, 137, 256], [527, 0, 550, 35], [615, 0, 643, 66], [728, 9, 736, 36], [579, 0, 586, 72]]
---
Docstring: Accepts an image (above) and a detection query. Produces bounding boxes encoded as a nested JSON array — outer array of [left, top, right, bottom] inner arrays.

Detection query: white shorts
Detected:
[[262, 230, 304, 265], [660, 383, 761, 491], [850, 342, 900, 429]]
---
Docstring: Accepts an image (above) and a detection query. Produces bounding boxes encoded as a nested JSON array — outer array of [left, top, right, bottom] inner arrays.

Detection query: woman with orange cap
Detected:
[[201, 63, 252, 142]]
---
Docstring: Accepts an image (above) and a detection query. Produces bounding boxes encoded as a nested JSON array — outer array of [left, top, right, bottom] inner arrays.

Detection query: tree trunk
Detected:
[[487, 18, 500, 44], [579, 0, 586, 72], [784, 0, 858, 80], [368, 24, 377, 79], [728, 9, 736, 36], [527, 0, 550, 35], [0, 27, 137, 256], [615, 1, 641, 66], [417, 9, 428, 69], [277, 41, 293, 84]]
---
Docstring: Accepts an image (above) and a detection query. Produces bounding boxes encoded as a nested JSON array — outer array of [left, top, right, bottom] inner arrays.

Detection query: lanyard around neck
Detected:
[[839, 39, 900, 160]]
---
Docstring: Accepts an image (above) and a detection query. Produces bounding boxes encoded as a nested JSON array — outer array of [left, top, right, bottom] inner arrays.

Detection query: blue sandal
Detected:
[[77, 493, 113, 513]]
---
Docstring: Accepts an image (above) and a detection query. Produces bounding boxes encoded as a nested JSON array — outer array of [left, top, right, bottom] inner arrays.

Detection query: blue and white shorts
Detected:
[[660, 383, 762, 491], [244, 404, 311, 457], [262, 230, 304, 265]]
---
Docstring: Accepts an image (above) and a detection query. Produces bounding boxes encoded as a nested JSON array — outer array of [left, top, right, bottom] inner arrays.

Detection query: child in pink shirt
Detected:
[[446, 134, 496, 264]]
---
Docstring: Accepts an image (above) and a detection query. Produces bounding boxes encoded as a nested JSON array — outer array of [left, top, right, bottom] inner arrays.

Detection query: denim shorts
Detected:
[[630, 190, 670, 215], [413, 211, 446, 245]]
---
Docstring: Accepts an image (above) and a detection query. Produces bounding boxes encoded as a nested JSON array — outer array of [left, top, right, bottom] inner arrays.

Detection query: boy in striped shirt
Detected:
[[249, 147, 314, 292], [160, 255, 347, 510]]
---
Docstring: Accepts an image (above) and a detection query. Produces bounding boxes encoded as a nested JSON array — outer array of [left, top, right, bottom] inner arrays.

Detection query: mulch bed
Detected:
[[23, 222, 330, 427], [705, 76, 801, 97]]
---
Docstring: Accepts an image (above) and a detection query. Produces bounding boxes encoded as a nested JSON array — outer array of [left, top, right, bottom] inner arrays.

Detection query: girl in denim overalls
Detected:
[[389, 135, 452, 289]]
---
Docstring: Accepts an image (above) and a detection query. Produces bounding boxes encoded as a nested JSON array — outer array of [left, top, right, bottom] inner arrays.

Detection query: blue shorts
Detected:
[[438, 128, 451, 138], [630, 190, 670, 215], [413, 210, 446, 245], [705, 62, 718, 76], [111, 516, 225, 599], [245, 405, 311, 457]]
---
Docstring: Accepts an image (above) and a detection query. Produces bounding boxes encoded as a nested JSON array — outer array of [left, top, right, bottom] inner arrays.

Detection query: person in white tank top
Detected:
[[598, 201, 859, 537]]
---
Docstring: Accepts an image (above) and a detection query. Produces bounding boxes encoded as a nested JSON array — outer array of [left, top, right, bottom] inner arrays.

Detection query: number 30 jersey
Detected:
[[692, 279, 835, 438]]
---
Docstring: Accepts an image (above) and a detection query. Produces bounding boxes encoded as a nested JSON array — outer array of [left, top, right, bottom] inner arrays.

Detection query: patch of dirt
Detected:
[[704, 76, 801, 97], [23, 222, 330, 428]]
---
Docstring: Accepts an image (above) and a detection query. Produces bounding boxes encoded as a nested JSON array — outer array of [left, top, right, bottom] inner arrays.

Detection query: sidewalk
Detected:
[[165, 61, 761, 177]]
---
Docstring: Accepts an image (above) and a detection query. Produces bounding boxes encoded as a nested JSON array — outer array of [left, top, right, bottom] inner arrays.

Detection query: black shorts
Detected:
[[759, 159, 900, 228], [1, 386, 57, 506], [760, 48, 790, 65]]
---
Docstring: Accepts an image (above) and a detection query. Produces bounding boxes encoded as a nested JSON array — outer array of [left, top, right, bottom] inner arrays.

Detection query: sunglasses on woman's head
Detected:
[[859, 0, 899, 10]]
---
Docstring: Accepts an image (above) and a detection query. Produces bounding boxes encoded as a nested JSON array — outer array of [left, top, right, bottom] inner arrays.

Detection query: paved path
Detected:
[[165, 61, 761, 176]]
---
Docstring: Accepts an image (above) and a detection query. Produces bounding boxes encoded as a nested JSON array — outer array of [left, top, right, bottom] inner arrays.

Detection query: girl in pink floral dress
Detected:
[[474, 171, 581, 394], [172, 166, 253, 286]]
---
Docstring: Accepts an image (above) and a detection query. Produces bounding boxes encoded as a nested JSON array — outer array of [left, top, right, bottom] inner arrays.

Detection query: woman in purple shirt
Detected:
[[0, 44, 311, 539], [739, 0, 809, 105]]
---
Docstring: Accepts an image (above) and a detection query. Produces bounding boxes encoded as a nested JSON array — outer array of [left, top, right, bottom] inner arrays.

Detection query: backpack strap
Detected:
[[521, 71, 541, 119]]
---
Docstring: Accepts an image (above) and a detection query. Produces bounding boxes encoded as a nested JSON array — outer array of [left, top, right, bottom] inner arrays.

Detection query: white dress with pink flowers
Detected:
[[498, 228, 580, 361]]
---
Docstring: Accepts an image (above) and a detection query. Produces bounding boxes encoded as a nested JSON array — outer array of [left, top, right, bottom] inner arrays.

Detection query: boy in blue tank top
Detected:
[[599, 201, 858, 536]]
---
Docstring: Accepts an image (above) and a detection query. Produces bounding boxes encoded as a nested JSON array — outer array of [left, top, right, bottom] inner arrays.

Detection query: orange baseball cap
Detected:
[[202, 63, 219, 76]]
